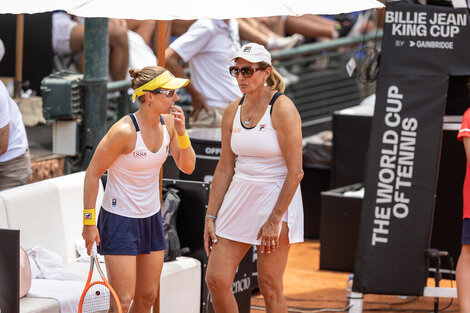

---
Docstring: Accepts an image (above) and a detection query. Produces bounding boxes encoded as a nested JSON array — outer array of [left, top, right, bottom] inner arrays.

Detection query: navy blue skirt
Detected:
[[97, 208, 167, 255]]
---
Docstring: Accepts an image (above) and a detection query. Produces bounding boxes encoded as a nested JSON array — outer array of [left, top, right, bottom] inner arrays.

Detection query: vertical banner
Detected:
[[353, 1, 470, 295], [354, 76, 446, 295]]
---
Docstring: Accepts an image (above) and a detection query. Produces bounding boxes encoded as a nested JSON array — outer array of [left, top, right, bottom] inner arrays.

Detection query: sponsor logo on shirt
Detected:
[[132, 150, 147, 158], [166, 145, 169, 152], [243, 46, 251, 52], [233, 128, 241, 133], [112, 199, 117, 207], [259, 124, 266, 132]]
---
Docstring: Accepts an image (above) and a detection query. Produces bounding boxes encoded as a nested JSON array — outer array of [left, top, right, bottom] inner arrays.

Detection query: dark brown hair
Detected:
[[129, 66, 166, 104]]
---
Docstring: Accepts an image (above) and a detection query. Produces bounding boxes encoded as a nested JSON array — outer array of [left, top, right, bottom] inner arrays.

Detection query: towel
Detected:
[[27, 279, 86, 313], [27, 246, 82, 281]]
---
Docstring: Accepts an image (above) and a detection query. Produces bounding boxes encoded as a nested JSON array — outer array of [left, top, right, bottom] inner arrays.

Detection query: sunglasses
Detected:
[[229, 66, 263, 78], [142, 89, 177, 98]]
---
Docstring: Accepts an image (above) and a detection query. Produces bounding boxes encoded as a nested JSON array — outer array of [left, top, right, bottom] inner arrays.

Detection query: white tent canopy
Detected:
[[2, 0, 384, 20]]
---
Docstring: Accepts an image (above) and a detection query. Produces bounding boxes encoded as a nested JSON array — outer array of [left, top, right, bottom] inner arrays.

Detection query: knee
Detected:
[[205, 271, 233, 293], [108, 25, 128, 48], [134, 289, 159, 309], [258, 276, 282, 302], [118, 293, 134, 312]]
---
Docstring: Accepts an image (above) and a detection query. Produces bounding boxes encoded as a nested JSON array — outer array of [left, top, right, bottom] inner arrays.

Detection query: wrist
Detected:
[[83, 208, 96, 226], [176, 128, 187, 137], [205, 214, 217, 221], [268, 214, 282, 225], [177, 130, 191, 149]]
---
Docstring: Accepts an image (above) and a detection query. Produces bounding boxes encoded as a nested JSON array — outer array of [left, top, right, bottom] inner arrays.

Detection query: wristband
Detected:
[[177, 130, 191, 149], [83, 208, 96, 226], [205, 214, 217, 220]]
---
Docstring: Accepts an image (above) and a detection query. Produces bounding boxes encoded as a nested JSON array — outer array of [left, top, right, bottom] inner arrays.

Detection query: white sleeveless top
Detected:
[[101, 114, 170, 218], [215, 92, 304, 245], [231, 94, 287, 182]]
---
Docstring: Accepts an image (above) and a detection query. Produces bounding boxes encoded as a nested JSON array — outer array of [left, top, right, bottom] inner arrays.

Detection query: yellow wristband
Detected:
[[177, 130, 191, 149], [83, 208, 96, 226]]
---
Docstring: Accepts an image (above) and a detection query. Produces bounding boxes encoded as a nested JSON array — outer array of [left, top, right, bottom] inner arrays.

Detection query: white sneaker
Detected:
[[277, 66, 300, 87], [267, 33, 304, 51]]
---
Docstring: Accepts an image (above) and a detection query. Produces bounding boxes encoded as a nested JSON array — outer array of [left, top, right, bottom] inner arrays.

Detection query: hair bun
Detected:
[[129, 68, 140, 78]]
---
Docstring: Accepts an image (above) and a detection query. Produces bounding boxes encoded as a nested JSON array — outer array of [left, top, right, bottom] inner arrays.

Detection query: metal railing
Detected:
[[106, 31, 383, 135], [272, 31, 383, 135]]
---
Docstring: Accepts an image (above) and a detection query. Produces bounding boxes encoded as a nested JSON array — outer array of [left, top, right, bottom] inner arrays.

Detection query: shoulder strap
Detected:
[[128, 114, 140, 132], [269, 91, 283, 115], [160, 115, 165, 125], [238, 95, 245, 106]]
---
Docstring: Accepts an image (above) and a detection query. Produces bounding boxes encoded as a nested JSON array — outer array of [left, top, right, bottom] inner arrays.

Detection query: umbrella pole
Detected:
[[157, 20, 166, 67], [14, 14, 24, 98], [81, 18, 109, 169], [152, 19, 167, 313]]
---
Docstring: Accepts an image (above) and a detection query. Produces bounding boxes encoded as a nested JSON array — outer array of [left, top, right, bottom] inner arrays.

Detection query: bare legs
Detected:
[[105, 250, 164, 313], [457, 245, 470, 313], [206, 222, 290, 313]]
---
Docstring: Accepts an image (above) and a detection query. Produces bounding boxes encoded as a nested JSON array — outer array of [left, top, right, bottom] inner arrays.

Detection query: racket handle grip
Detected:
[[91, 242, 98, 258]]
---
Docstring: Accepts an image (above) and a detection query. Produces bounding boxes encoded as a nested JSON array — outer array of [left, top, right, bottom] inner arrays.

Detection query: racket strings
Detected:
[[81, 283, 119, 313]]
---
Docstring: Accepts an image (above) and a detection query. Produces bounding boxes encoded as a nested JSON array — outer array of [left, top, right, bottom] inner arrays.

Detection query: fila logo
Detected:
[[243, 46, 251, 52], [259, 124, 266, 131], [84, 213, 92, 220], [133, 150, 147, 158]]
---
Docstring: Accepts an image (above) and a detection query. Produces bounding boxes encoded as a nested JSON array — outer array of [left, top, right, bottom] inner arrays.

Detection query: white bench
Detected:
[[0, 171, 200, 313]]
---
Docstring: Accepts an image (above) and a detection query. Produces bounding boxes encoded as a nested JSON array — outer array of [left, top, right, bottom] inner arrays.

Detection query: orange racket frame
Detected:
[[78, 252, 122, 313]]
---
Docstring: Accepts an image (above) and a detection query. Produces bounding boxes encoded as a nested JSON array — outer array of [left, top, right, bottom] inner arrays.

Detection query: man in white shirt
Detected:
[[0, 39, 31, 190], [165, 19, 243, 128]]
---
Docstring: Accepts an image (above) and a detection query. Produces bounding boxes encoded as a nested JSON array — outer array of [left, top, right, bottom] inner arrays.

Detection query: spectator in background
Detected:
[[0, 39, 32, 191], [52, 12, 157, 82], [165, 19, 242, 128], [258, 12, 376, 42], [238, 18, 304, 50], [52, 11, 129, 81]]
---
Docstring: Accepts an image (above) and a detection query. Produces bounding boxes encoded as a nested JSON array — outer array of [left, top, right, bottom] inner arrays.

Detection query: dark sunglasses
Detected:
[[229, 66, 263, 78], [142, 89, 177, 98]]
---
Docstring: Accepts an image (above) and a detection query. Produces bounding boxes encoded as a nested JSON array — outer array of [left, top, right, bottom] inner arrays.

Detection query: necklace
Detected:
[[243, 108, 256, 125], [243, 92, 270, 126]]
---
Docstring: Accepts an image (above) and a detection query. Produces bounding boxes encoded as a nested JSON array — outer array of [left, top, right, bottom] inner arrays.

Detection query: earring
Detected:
[[264, 80, 268, 87]]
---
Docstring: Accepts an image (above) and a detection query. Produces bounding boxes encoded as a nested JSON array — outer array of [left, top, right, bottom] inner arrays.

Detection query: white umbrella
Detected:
[[2, 0, 384, 87], [3, 0, 384, 19]]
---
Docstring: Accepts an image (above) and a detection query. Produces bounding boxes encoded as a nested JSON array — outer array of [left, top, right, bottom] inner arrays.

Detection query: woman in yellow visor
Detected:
[[82, 66, 196, 312]]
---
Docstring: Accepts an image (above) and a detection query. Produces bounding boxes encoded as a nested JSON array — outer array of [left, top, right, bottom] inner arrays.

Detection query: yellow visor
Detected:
[[132, 70, 189, 102]]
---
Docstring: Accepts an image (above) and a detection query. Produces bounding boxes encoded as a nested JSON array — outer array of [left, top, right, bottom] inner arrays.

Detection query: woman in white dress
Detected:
[[204, 43, 304, 313]]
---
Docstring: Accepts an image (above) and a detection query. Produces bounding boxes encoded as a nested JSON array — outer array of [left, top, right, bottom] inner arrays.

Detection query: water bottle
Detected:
[[346, 274, 354, 299]]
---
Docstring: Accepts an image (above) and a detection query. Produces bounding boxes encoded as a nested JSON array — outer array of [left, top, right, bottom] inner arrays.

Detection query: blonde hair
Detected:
[[259, 62, 285, 93], [129, 66, 167, 104]]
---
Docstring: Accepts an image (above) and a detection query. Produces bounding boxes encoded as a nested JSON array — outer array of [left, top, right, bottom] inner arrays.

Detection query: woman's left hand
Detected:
[[257, 219, 280, 254], [171, 104, 186, 135]]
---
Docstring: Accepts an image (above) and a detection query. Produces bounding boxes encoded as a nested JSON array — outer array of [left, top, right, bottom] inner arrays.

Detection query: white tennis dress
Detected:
[[215, 93, 304, 245]]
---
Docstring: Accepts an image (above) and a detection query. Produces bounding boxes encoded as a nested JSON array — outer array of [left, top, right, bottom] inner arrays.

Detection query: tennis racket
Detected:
[[78, 243, 122, 313]]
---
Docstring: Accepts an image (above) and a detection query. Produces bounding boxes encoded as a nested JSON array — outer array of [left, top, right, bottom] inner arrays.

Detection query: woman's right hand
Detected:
[[204, 218, 217, 257], [82, 225, 100, 256]]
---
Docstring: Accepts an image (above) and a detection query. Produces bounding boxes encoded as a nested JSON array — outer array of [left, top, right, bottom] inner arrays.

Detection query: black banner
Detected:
[[354, 2, 470, 295]]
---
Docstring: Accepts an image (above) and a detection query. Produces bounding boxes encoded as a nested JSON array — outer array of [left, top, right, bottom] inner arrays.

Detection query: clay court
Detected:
[[250, 240, 460, 313]]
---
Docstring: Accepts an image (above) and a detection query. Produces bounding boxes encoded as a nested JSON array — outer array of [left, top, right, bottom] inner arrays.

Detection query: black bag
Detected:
[[161, 187, 183, 262]]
